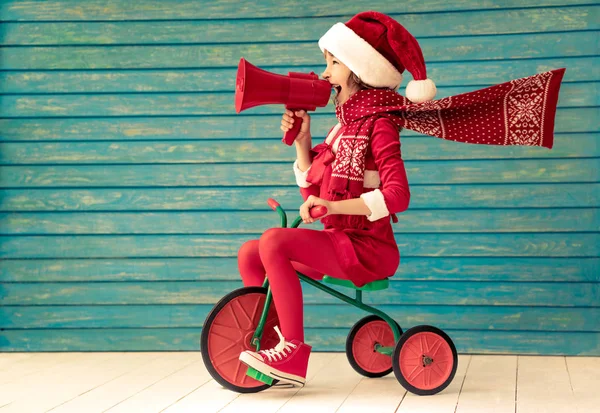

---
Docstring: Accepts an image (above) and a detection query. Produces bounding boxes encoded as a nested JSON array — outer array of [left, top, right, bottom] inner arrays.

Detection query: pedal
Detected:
[[245, 366, 275, 385]]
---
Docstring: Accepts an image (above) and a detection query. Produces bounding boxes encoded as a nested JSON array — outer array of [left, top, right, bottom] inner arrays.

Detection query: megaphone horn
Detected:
[[235, 58, 332, 145]]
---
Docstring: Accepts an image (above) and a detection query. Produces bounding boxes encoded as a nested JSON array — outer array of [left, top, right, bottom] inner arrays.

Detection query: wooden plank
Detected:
[[2, 280, 598, 306], [3, 7, 597, 45], [3, 305, 599, 332], [0, 82, 594, 118], [0, 352, 78, 385], [336, 374, 406, 413], [1, 57, 595, 93], [392, 355, 472, 412], [46, 353, 202, 413], [101, 358, 210, 413], [565, 356, 600, 413], [2, 134, 597, 165], [0, 82, 600, 118], [0, 187, 305, 211], [0, 352, 120, 407], [0, 353, 35, 370], [159, 378, 240, 413], [2, 257, 598, 283], [0, 354, 594, 412], [1, 233, 598, 258], [1, 0, 593, 20], [2, 184, 598, 212], [0, 107, 594, 141], [277, 353, 363, 413], [454, 355, 516, 413], [0, 32, 593, 70], [516, 356, 577, 413], [14, 354, 161, 412], [1, 329, 598, 355], [1, 208, 596, 235], [1, 159, 597, 188], [3, 304, 598, 333], [1, 353, 156, 412]]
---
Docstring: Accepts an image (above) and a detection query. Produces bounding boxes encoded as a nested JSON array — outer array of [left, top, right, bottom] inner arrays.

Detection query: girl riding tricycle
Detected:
[[200, 9, 563, 396]]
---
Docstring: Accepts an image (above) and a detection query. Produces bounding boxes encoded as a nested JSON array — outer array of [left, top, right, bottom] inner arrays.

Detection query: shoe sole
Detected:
[[239, 352, 306, 387]]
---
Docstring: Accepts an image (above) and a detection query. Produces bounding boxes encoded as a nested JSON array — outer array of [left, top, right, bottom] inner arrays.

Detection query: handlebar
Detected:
[[267, 198, 328, 228], [308, 205, 328, 219]]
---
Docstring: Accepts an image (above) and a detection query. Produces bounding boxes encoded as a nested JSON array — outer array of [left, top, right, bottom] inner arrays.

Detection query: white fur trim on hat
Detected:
[[319, 23, 403, 89], [360, 188, 390, 222], [405, 78, 437, 103]]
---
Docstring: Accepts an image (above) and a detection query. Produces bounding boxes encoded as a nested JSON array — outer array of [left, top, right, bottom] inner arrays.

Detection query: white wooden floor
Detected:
[[0, 352, 598, 413]]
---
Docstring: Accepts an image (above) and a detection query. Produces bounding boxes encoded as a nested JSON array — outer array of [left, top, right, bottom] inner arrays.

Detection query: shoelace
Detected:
[[259, 326, 297, 362]]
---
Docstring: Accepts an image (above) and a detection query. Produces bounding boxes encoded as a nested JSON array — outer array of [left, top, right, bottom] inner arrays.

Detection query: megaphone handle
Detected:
[[282, 112, 303, 146]]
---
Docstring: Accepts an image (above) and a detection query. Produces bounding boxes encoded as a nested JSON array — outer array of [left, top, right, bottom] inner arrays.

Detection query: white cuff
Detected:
[[293, 159, 312, 188], [360, 189, 390, 222]]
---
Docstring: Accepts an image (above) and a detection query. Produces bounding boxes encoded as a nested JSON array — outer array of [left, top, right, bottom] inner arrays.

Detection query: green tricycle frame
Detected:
[[250, 200, 401, 356]]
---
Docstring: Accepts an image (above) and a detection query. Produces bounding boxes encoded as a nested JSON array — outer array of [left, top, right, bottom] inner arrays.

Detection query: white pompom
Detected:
[[405, 78, 437, 103]]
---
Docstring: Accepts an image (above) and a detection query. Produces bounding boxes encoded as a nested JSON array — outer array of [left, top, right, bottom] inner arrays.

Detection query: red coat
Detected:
[[294, 117, 410, 287]]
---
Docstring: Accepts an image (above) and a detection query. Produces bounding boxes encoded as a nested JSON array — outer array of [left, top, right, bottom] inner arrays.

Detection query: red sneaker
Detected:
[[239, 326, 312, 387]]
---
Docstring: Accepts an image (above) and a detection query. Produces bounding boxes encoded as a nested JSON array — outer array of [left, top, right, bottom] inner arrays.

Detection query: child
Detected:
[[237, 11, 565, 386]]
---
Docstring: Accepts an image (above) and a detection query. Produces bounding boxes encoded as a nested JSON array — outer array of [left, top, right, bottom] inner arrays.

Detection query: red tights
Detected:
[[237, 228, 351, 343]]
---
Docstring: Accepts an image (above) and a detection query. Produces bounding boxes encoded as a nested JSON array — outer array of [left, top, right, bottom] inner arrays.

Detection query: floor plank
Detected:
[[46, 353, 157, 412], [456, 355, 517, 413], [336, 374, 407, 413], [0, 352, 79, 385], [516, 356, 577, 413], [0, 352, 119, 408], [565, 356, 600, 413], [218, 352, 336, 413], [395, 354, 471, 413], [276, 353, 365, 413], [160, 379, 240, 413], [0, 353, 36, 370], [48, 353, 197, 413], [106, 357, 209, 413], [0, 353, 599, 412]]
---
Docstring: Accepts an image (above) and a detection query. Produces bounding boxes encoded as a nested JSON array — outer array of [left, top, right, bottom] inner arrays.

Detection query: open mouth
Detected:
[[332, 85, 342, 93]]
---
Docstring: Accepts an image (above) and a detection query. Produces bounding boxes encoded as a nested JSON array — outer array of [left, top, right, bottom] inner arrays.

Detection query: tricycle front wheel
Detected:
[[200, 286, 280, 393]]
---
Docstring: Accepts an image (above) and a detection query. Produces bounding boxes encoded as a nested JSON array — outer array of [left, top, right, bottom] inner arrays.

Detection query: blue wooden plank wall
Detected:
[[0, 0, 598, 355]]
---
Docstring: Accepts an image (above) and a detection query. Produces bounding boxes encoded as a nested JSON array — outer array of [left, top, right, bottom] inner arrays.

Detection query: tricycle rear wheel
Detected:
[[392, 325, 458, 395], [346, 315, 402, 378]]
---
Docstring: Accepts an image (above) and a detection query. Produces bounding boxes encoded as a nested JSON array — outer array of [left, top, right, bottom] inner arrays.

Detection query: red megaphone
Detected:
[[235, 58, 332, 145]]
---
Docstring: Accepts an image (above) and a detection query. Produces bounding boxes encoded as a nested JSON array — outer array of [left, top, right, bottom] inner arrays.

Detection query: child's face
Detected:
[[321, 50, 357, 105]]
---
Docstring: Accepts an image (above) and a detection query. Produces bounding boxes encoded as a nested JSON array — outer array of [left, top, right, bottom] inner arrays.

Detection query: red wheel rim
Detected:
[[352, 320, 394, 374], [399, 331, 453, 390], [207, 292, 279, 388]]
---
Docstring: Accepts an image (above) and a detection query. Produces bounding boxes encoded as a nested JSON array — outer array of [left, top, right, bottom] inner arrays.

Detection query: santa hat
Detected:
[[318, 11, 437, 103]]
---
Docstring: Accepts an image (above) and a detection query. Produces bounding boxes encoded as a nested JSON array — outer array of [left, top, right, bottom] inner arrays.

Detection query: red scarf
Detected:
[[307, 68, 565, 199]]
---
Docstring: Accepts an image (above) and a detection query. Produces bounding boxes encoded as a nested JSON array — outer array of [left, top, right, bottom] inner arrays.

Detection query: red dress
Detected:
[[294, 117, 410, 287]]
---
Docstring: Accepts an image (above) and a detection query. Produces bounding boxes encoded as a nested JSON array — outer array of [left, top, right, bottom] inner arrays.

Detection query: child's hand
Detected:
[[281, 110, 311, 143], [300, 195, 331, 224]]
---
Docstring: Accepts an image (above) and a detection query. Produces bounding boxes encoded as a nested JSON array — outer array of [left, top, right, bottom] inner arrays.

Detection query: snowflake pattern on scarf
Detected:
[[506, 70, 552, 146], [332, 136, 369, 182]]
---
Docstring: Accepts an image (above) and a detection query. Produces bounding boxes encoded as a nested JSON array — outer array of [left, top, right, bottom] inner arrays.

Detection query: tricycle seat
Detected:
[[322, 275, 389, 291]]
